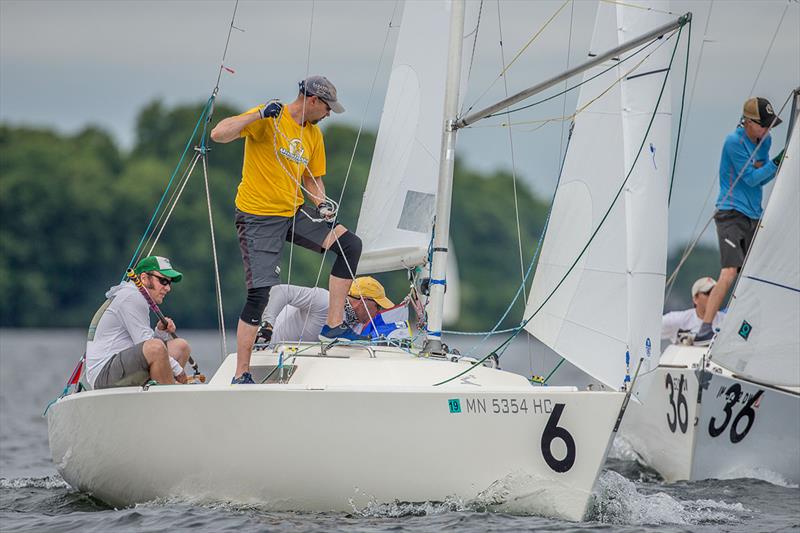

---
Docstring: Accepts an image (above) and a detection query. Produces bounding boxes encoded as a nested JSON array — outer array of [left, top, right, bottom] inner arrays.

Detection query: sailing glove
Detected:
[[259, 100, 283, 120], [255, 321, 273, 344], [772, 148, 785, 167], [317, 200, 337, 222]]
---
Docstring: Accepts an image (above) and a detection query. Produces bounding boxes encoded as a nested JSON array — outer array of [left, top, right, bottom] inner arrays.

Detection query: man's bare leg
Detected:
[[236, 319, 258, 376], [167, 338, 191, 367], [142, 339, 175, 384], [703, 267, 737, 324], [167, 338, 191, 383], [322, 225, 353, 327]]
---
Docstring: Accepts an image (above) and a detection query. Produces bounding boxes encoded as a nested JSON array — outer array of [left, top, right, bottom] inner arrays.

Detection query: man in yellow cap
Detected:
[[256, 277, 405, 345]]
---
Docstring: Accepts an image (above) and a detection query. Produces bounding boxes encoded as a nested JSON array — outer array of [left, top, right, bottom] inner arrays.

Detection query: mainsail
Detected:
[[710, 113, 800, 387], [523, 1, 673, 390], [356, 0, 475, 274]]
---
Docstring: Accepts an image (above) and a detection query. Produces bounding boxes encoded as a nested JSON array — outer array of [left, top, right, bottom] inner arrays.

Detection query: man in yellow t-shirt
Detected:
[[211, 75, 366, 384]]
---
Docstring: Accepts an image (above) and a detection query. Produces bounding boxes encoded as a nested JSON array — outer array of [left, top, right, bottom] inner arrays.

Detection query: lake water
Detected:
[[1, 329, 798, 531]]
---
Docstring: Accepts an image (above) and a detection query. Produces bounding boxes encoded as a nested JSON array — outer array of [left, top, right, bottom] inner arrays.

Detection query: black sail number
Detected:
[[666, 373, 677, 433], [708, 383, 764, 443], [708, 383, 742, 438], [730, 390, 763, 443], [541, 403, 576, 473], [665, 373, 689, 434]]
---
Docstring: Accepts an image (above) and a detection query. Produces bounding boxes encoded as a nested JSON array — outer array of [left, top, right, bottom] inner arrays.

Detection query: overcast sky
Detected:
[[1, 0, 798, 249]]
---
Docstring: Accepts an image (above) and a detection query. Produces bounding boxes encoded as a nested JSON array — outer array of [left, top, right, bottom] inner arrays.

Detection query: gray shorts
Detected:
[[94, 342, 150, 389], [235, 205, 336, 289], [714, 209, 758, 269]]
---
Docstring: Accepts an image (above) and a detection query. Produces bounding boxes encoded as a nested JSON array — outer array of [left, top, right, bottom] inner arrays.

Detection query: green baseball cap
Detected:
[[134, 255, 183, 283]]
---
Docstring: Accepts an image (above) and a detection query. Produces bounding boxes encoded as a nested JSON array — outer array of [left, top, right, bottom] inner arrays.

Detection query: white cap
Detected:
[[691, 277, 716, 297]]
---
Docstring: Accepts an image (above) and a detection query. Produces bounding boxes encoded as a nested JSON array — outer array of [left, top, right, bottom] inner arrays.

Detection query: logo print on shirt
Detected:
[[279, 138, 309, 165]]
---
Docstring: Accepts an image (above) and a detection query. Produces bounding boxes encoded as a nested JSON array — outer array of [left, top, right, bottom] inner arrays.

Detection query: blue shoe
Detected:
[[231, 372, 255, 384], [319, 324, 370, 342]]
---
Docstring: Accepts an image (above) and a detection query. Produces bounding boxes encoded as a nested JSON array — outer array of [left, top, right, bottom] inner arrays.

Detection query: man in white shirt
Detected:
[[257, 277, 405, 345], [661, 277, 726, 344], [85, 256, 191, 388]]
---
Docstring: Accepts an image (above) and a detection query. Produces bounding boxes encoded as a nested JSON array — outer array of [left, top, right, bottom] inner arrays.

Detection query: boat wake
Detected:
[[0, 475, 69, 490], [350, 496, 468, 518], [588, 471, 749, 525], [715, 467, 798, 488]]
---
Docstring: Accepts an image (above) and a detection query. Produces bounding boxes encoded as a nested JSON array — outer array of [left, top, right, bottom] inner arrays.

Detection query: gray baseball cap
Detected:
[[300, 75, 344, 114]]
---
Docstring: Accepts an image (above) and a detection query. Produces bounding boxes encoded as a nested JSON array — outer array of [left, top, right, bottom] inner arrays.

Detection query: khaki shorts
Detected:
[[94, 341, 151, 389]]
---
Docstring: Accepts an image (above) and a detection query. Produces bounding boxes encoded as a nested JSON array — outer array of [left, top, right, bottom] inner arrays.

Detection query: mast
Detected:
[[423, 0, 466, 354]]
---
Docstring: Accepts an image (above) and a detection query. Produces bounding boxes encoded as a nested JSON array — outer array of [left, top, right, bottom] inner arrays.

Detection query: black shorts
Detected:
[[235, 204, 337, 289], [714, 209, 759, 269]]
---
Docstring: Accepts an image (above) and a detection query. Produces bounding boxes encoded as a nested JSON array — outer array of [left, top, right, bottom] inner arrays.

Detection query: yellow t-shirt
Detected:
[[234, 105, 326, 217]]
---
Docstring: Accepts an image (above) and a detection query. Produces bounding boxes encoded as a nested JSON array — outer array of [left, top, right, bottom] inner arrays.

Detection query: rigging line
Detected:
[[665, 89, 794, 297], [290, 0, 400, 349], [669, 1, 714, 204], [557, 0, 575, 186], [435, 23, 684, 387], [201, 155, 228, 361], [599, 0, 677, 16], [460, 0, 484, 116], [287, 0, 317, 291], [475, 32, 664, 121], [466, 36, 670, 130], [138, 151, 198, 261], [668, 18, 691, 202], [123, 97, 214, 279], [747, 1, 790, 98], [495, 0, 527, 309], [463, 0, 571, 116], [146, 152, 203, 256], [213, 0, 241, 91], [664, 215, 713, 296], [548, 1, 573, 380], [447, 112, 572, 355]]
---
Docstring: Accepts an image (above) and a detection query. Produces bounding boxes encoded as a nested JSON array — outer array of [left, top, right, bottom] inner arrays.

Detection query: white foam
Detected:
[[351, 496, 467, 518], [716, 467, 798, 488], [0, 475, 69, 490], [608, 435, 642, 462], [589, 471, 747, 525]]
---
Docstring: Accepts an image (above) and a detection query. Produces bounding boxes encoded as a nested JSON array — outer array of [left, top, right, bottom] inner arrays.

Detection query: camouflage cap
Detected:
[[300, 75, 344, 114]]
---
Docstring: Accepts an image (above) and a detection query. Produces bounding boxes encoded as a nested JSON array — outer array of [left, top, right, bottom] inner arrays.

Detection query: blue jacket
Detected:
[[715, 126, 778, 219]]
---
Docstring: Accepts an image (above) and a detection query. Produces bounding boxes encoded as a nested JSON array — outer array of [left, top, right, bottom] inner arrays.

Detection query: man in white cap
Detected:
[[255, 277, 408, 345], [662, 277, 727, 344], [211, 76, 366, 384], [695, 97, 783, 345]]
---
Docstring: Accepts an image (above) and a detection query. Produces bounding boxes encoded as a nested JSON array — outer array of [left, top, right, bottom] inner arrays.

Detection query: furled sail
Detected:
[[523, 1, 673, 390], [356, 1, 476, 274], [710, 114, 800, 387]]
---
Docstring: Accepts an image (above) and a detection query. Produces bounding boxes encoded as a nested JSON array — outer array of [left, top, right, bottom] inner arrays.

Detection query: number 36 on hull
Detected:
[[620, 346, 800, 484]]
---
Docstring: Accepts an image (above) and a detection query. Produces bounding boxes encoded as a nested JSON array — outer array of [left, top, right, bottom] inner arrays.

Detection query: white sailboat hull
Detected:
[[621, 345, 800, 484], [48, 348, 623, 521]]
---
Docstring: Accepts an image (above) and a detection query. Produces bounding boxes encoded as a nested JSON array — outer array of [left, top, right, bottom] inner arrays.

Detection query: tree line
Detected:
[[0, 100, 713, 330]]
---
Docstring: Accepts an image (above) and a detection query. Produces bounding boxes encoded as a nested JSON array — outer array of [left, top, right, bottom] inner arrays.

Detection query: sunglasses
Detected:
[[146, 272, 172, 286]]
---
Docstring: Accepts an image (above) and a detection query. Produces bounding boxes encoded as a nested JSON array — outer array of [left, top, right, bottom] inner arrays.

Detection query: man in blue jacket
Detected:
[[695, 97, 784, 344]]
